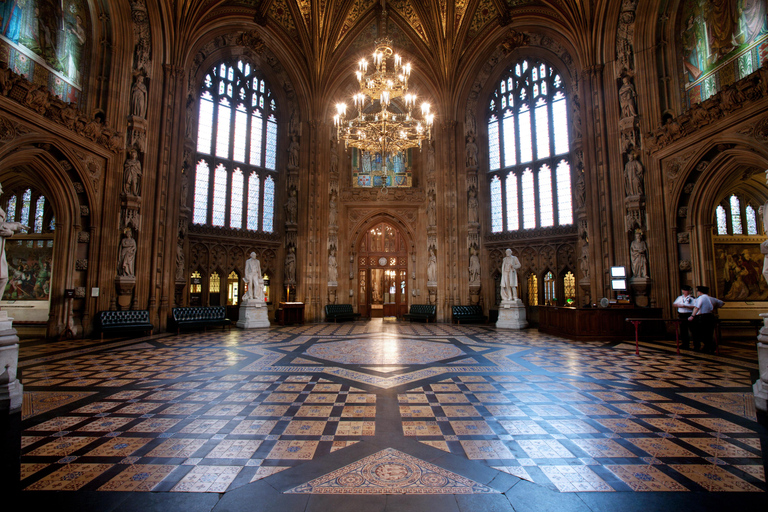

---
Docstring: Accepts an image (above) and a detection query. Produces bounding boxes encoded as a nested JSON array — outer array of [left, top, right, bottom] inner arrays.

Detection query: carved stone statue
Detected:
[[0, 182, 29, 297], [500, 248, 521, 302], [630, 230, 648, 278], [466, 133, 478, 168], [468, 188, 479, 224], [427, 248, 437, 283], [427, 197, 436, 227], [619, 76, 637, 118], [469, 248, 481, 285], [285, 248, 296, 284], [124, 149, 142, 196], [287, 135, 300, 170], [579, 243, 590, 279], [329, 193, 337, 227], [175, 243, 184, 281], [285, 190, 298, 224], [131, 75, 148, 118], [243, 252, 264, 301], [330, 140, 339, 174], [118, 228, 137, 278], [624, 153, 644, 197], [328, 247, 338, 283]]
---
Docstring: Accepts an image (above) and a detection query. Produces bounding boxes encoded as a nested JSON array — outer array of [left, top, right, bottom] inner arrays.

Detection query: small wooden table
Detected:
[[277, 302, 305, 325]]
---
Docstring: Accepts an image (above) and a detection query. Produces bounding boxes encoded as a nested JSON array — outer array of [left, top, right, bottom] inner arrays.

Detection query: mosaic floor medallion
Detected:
[[285, 448, 495, 494], [304, 338, 465, 365]]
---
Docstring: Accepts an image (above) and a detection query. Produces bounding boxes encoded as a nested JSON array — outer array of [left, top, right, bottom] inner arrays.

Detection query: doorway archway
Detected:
[[357, 222, 408, 318]]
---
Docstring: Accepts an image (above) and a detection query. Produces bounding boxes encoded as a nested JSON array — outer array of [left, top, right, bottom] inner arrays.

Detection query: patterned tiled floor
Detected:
[[10, 319, 768, 509]]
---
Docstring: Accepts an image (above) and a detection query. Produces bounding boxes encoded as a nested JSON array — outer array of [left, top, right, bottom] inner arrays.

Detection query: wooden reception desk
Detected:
[[537, 306, 663, 341], [277, 302, 305, 325]]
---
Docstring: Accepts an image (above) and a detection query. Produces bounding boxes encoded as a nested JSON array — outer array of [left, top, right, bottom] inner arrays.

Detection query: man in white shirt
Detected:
[[687, 285, 724, 354], [673, 285, 694, 349]]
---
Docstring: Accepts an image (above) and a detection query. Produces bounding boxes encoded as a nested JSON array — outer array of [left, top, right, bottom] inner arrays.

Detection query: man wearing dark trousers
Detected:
[[673, 285, 694, 349], [688, 285, 724, 354]]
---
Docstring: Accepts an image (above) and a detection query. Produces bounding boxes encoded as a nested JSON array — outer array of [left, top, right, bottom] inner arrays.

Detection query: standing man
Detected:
[[688, 285, 724, 354], [673, 285, 694, 349]]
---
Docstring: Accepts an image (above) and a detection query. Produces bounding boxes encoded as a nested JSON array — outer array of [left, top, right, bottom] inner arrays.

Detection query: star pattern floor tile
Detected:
[[285, 448, 495, 494], [15, 320, 768, 497]]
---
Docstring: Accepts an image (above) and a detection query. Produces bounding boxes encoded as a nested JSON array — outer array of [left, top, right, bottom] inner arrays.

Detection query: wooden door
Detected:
[[358, 222, 408, 318]]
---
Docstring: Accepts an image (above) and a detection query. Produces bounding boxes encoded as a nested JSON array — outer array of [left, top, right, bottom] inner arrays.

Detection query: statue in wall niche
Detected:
[[427, 196, 436, 227], [243, 252, 265, 301], [624, 153, 644, 197], [466, 133, 478, 168], [328, 247, 338, 283], [329, 193, 337, 227], [579, 243, 589, 279], [575, 172, 586, 209], [176, 243, 185, 281], [630, 230, 648, 278], [285, 247, 296, 284], [0, 182, 29, 298], [618, 76, 637, 119], [468, 188, 479, 224], [330, 140, 339, 174], [427, 247, 437, 282], [469, 248, 481, 285], [285, 189, 298, 224], [180, 171, 189, 208], [427, 141, 435, 175], [124, 149, 142, 196], [500, 248, 521, 302], [118, 228, 137, 278], [131, 75, 148, 118], [287, 134, 300, 170]]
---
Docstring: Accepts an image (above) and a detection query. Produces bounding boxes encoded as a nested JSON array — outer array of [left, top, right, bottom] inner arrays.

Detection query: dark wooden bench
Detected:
[[325, 304, 361, 322], [96, 310, 153, 340], [170, 306, 231, 334], [451, 305, 487, 324], [403, 304, 436, 323]]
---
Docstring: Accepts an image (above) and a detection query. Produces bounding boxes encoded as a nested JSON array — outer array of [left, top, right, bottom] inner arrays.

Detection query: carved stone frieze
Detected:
[[341, 187, 426, 203]]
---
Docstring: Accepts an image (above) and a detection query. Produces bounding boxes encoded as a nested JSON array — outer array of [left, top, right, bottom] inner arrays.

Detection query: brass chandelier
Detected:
[[333, 37, 434, 158]]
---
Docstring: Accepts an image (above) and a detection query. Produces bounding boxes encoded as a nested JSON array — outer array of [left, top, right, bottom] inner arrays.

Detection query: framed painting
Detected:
[[713, 237, 767, 301]]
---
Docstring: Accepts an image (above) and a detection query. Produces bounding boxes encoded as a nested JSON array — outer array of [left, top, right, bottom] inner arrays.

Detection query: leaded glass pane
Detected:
[[556, 160, 573, 225], [6, 196, 16, 222], [20, 189, 30, 227], [230, 168, 244, 229], [502, 114, 516, 167], [488, 117, 500, 171], [730, 195, 742, 235], [265, 116, 277, 170], [491, 175, 503, 233], [212, 164, 228, 226], [34, 196, 45, 233], [233, 105, 248, 163], [250, 111, 263, 167], [535, 100, 550, 159], [247, 172, 260, 230], [746, 205, 757, 235], [506, 173, 519, 231], [527, 274, 538, 306], [522, 169, 535, 229], [564, 271, 575, 302], [215, 99, 232, 158], [197, 93, 214, 154], [193, 160, 210, 224], [263, 175, 275, 232], [539, 165, 554, 227], [552, 98, 569, 155], [716, 205, 727, 234], [518, 106, 532, 164], [544, 271, 555, 304]]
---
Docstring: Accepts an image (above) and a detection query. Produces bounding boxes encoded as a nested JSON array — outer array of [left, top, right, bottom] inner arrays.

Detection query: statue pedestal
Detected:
[[753, 314, 768, 412], [236, 299, 270, 329], [496, 299, 527, 329], [0, 311, 22, 412]]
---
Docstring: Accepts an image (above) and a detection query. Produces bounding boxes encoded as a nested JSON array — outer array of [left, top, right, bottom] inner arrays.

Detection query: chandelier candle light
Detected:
[[334, 37, 434, 161]]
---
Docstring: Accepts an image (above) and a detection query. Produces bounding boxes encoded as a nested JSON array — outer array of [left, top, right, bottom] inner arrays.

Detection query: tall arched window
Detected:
[[715, 194, 761, 236], [193, 60, 277, 232], [488, 59, 572, 233]]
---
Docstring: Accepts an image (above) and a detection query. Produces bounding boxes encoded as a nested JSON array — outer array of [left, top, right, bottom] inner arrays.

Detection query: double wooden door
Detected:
[[357, 223, 408, 318]]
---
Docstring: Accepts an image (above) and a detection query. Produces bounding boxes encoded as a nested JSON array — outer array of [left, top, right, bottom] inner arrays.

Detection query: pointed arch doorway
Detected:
[[357, 222, 408, 318]]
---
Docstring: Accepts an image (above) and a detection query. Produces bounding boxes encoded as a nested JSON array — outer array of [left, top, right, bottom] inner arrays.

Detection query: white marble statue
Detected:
[[500, 248, 521, 302], [117, 228, 137, 278], [630, 230, 648, 278], [243, 252, 264, 301]]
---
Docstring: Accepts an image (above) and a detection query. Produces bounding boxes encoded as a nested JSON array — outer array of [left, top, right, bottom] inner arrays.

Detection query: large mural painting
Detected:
[[0, 0, 90, 103], [680, 0, 768, 106], [2, 239, 53, 301], [351, 149, 413, 188]]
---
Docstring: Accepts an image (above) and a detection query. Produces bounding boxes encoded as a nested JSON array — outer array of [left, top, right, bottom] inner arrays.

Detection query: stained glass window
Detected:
[[746, 205, 757, 235], [6, 195, 16, 222], [487, 58, 573, 232], [194, 59, 277, 232], [20, 189, 31, 227], [210, 272, 221, 293], [263, 175, 275, 233], [34, 196, 45, 233], [716, 205, 727, 235], [563, 271, 575, 303], [544, 271, 555, 305], [730, 195, 742, 235], [491, 175, 503, 233]]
